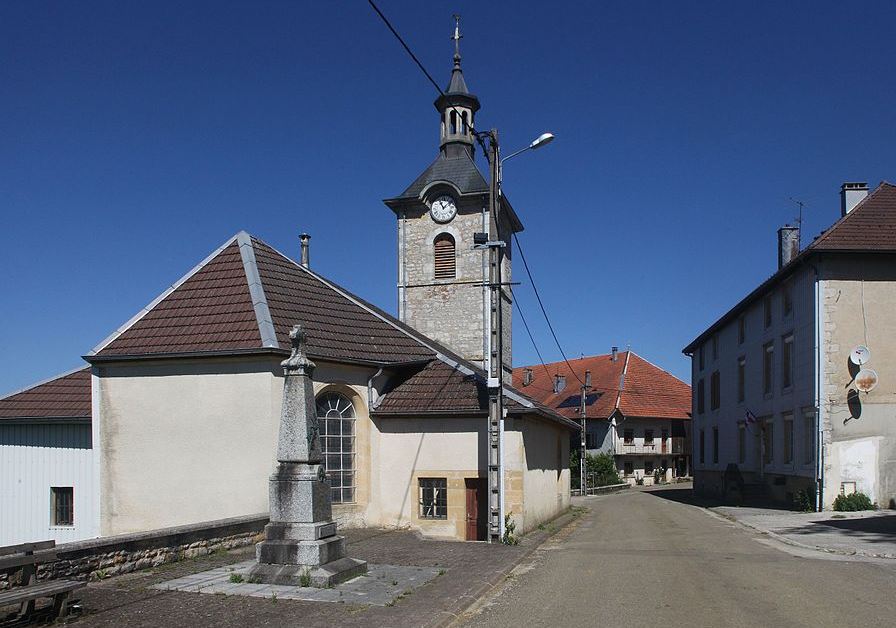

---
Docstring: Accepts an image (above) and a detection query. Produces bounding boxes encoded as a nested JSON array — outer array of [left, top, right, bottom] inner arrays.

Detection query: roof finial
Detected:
[[451, 14, 462, 65]]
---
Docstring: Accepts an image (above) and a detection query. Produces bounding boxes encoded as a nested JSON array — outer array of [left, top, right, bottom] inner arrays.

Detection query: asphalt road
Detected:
[[460, 485, 896, 628]]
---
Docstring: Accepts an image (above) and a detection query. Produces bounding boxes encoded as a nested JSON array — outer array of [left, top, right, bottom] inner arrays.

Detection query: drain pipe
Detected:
[[812, 264, 824, 512], [367, 366, 385, 410]]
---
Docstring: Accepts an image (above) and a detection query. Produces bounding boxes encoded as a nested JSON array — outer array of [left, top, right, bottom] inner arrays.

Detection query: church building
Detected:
[[0, 40, 575, 546]]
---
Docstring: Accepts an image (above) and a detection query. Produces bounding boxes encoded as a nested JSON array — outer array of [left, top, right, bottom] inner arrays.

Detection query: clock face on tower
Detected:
[[430, 195, 457, 223]]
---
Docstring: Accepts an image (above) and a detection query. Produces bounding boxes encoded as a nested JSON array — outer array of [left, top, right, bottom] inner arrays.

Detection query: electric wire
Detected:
[[508, 287, 553, 382], [366, 0, 488, 150], [367, 0, 641, 400], [512, 231, 586, 388]]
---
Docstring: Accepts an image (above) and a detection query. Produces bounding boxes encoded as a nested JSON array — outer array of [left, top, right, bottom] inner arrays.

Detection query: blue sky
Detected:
[[2, 1, 895, 394]]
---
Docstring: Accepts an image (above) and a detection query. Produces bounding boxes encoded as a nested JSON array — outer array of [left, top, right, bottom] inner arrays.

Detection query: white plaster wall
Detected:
[[821, 256, 896, 508], [511, 416, 570, 534], [369, 416, 482, 536], [97, 359, 281, 535], [97, 357, 380, 536]]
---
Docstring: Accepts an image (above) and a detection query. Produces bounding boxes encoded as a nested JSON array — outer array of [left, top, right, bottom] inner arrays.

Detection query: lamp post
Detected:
[[477, 129, 554, 542]]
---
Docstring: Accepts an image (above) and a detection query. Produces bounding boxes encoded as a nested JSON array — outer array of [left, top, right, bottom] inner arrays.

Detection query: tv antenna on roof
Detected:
[[789, 197, 807, 249]]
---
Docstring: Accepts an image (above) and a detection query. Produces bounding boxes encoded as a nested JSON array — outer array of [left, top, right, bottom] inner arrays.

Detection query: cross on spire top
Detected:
[[451, 14, 462, 62]]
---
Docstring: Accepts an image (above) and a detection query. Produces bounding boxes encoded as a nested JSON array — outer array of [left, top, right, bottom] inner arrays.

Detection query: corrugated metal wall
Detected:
[[0, 422, 97, 545]]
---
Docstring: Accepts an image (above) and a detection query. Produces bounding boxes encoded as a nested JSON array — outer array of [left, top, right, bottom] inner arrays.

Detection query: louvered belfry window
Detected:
[[434, 234, 456, 280]]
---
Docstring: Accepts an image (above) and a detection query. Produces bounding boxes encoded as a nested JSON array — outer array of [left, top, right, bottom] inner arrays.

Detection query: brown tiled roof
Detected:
[[684, 182, 896, 353], [89, 233, 433, 365], [811, 182, 896, 251], [513, 351, 691, 421], [0, 367, 91, 420], [98, 241, 261, 356], [373, 360, 580, 430], [251, 239, 433, 364]]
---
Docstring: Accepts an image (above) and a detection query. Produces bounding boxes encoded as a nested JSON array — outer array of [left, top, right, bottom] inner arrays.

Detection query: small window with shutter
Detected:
[[434, 234, 456, 280]]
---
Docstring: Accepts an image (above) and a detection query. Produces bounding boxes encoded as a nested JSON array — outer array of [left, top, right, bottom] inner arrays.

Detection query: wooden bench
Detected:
[[0, 540, 85, 621]]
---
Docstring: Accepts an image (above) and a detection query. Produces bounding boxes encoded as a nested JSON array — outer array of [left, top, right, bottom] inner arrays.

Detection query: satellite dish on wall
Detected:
[[850, 345, 871, 366], [855, 368, 879, 393]]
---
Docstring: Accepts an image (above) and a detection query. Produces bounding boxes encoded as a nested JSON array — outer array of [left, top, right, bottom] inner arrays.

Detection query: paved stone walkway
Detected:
[[153, 559, 440, 606], [61, 517, 577, 628], [711, 505, 896, 559]]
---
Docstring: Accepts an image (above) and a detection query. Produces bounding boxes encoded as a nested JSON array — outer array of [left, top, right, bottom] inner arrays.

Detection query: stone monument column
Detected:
[[249, 325, 367, 586]]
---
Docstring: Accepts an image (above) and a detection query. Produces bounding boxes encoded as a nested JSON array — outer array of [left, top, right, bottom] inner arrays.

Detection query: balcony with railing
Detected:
[[619, 437, 686, 455]]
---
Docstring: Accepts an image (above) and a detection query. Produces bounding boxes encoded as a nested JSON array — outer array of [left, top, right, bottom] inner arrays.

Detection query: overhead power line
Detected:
[[509, 287, 553, 382], [512, 232, 586, 388], [367, 1, 445, 98], [367, 1, 589, 395]]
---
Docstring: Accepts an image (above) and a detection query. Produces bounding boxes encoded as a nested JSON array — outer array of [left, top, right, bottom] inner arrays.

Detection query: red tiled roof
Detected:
[[684, 182, 896, 353], [90, 233, 433, 365], [513, 351, 691, 421], [0, 367, 91, 420]]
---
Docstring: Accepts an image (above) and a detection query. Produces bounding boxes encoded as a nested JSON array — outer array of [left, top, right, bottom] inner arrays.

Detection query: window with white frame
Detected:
[[762, 420, 774, 465], [803, 411, 815, 464], [783, 281, 793, 317], [738, 423, 746, 464], [316, 392, 356, 504], [737, 357, 746, 403], [783, 413, 794, 464], [763, 342, 774, 396], [418, 478, 447, 519], [782, 334, 794, 390]]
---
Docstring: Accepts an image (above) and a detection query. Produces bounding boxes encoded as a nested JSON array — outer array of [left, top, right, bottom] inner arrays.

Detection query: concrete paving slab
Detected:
[[712, 506, 896, 559], [152, 562, 441, 606]]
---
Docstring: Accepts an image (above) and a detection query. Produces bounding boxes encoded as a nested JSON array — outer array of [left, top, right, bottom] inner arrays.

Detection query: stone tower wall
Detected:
[[399, 199, 512, 373]]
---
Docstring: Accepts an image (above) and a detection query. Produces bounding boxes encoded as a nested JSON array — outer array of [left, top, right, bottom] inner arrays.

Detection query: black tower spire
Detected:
[[434, 15, 480, 158]]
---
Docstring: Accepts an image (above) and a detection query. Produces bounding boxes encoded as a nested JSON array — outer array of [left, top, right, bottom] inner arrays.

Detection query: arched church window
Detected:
[[450, 110, 457, 134], [461, 111, 468, 134], [434, 233, 456, 280], [315, 392, 356, 504]]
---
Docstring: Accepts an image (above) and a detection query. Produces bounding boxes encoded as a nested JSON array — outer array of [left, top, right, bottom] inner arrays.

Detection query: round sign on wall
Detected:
[[855, 368, 879, 393], [850, 345, 871, 366]]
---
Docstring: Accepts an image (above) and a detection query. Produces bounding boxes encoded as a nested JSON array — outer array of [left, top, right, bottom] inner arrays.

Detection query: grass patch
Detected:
[[228, 573, 244, 584]]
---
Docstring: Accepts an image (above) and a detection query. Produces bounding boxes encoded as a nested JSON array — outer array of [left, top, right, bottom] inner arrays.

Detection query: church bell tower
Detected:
[[383, 17, 522, 374]]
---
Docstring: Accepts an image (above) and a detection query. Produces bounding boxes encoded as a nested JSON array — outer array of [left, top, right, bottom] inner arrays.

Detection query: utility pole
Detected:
[[483, 128, 504, 543], [579, 369, 592, 495]]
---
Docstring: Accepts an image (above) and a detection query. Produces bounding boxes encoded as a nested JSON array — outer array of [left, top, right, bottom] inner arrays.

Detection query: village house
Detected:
[[515, 350, 691, 486], [0, 44, 577, 546], [684, 182, 896, 510]]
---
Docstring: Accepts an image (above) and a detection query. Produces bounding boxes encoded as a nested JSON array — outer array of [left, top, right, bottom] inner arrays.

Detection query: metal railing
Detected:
[[619, 438, 686, 455]]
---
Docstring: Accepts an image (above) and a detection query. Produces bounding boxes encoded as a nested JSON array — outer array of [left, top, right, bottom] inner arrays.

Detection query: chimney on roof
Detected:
[[611, 347, 619, 362], [777, 225, 800, 269], [553, 374, 566, 394], [523, 368, 533, 387], [584, 369, 592, 389], [300, 233, 311, 268], [840, 182, 868, 216]]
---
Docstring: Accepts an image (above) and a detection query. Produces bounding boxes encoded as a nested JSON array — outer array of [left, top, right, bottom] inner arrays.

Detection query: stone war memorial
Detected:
[[248, 325, 367, 586]]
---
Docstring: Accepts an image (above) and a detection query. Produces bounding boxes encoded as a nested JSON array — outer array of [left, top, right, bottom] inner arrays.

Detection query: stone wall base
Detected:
[[0, 513, 268, 589]]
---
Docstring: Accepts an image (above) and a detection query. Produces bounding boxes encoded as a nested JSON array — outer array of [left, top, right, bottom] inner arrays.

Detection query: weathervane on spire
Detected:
[[451, 14, 462, 62]]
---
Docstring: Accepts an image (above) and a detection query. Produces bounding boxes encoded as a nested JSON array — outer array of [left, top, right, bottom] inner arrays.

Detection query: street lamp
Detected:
[[501, 132, 555, 165], [479, 129, 555, 542]]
